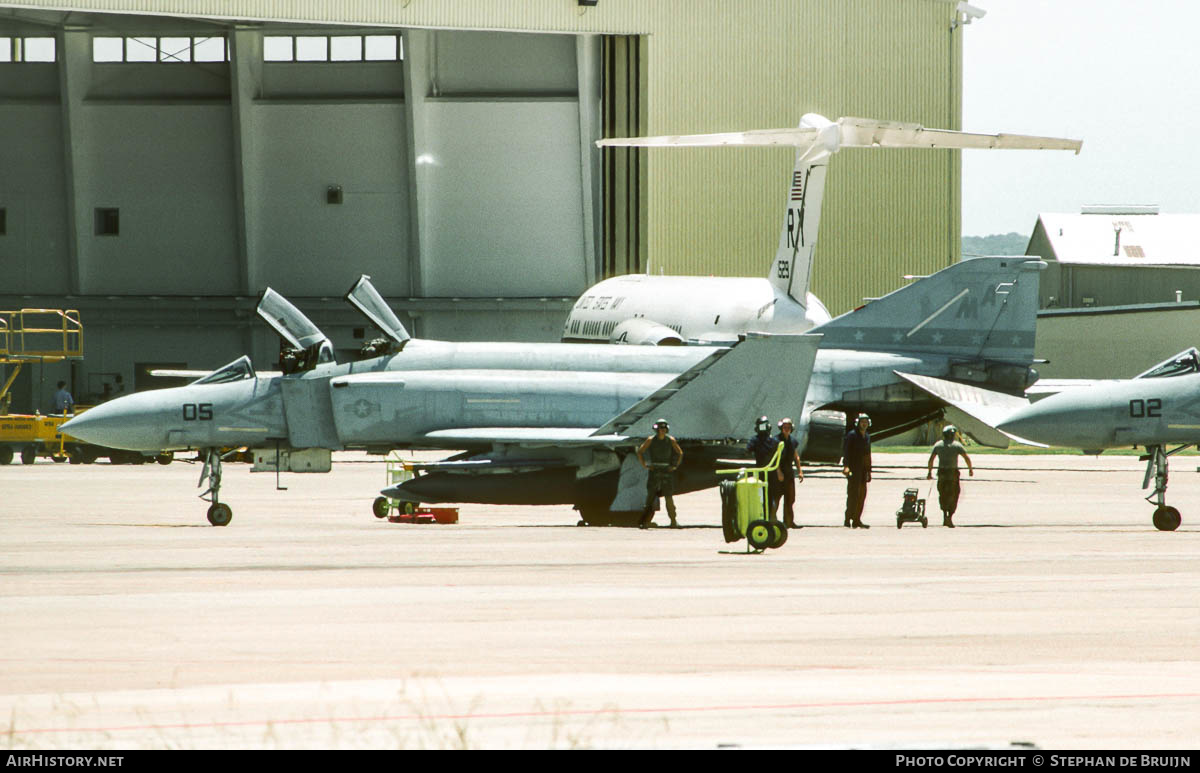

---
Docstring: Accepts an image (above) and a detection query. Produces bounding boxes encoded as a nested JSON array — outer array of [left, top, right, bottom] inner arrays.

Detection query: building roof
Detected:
[[1033, 209, 1200, 266]]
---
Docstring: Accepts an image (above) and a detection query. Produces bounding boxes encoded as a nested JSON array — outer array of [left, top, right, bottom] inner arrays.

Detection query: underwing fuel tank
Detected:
[[385, 455, 722, 506]]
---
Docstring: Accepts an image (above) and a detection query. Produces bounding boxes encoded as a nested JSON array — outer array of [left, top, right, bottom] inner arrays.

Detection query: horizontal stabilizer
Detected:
[[594, 333, 822, 440], [895, 372, 1044, 448], [597, 116, 1082, 154], [150, 368, 283, 380]]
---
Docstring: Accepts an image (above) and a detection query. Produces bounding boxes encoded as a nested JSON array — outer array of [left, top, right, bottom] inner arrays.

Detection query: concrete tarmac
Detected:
[[2, 453, 1198, 749]]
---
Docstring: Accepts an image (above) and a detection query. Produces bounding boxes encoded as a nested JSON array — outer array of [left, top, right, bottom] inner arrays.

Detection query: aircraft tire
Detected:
[[372, 496, 390, 519], [746, 519, 773, 551], [207, 503, 233, 527], [1153, 506, 1181, 532], [719, 481, 739, 543], [769, 521, 788, 549], [156, 452, 173, 465]]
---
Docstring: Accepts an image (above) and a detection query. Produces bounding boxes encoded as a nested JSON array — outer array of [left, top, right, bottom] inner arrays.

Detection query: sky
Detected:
[[961, 0, 1200, 236]]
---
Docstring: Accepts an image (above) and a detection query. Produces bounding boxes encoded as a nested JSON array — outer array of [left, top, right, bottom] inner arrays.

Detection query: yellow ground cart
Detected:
[[0, 309, 83, 465], [717, 441, 789, 551]]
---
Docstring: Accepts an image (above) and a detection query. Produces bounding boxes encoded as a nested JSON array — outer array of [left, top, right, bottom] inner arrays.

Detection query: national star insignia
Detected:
[[891, 331, 903, 343], [932, 332, 944, 344], [854, 330, 865, 342]]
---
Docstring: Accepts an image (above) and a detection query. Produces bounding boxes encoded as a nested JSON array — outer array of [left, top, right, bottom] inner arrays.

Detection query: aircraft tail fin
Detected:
[[812, 257, 1046, 365], [592, 333, 822, 440], [598, 116, 1079, 312], [769, 115, 836, 309]]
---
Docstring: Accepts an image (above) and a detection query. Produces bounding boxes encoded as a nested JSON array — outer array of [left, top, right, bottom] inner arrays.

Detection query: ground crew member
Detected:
[[841, 413, 872, 529], [774, 418, 803, 529], [638, 418, 683, 529], [926, 425, 974, 527], [746, 415, 780, 514], [53, 381, 74, 415]]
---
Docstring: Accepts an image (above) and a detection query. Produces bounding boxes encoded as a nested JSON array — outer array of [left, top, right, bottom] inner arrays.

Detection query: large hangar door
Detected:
[[601, 35, 646, 278], [409, 30, 603, 342]]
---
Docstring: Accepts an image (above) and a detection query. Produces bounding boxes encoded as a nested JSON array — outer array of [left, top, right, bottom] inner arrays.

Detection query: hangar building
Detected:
[[1026, 206, 1200, 379], [1029, 206, 1200, 309], [0, 0, 971, 412]]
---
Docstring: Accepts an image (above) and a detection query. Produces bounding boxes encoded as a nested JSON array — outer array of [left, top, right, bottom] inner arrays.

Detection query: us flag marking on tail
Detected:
[[790, 171, 804, 201]]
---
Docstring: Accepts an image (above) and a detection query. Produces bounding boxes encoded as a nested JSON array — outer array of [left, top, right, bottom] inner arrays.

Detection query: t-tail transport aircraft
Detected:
[[64, 260, 1043, 528], [561, 114, 1081, 346]]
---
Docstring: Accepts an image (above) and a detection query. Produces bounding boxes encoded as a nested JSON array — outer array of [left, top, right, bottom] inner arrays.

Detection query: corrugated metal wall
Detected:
[[13, 0, 962, 315]]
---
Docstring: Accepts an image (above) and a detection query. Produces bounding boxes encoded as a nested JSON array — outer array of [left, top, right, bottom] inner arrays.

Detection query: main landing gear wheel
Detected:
[[746, 519, 774, 551], [207, 503, 232, 526], [372, 496, 390, 519], [1153, 506, 1181, 532], [574, 507, 642, 527]]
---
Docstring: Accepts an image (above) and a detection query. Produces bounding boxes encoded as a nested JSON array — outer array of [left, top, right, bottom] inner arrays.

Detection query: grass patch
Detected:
[[874, 445, 1187, 456]]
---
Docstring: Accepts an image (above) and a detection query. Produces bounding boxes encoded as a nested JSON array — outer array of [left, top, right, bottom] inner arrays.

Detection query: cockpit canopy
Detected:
[[1136, 347, 1200, 380], [194, 355, 256, 385]]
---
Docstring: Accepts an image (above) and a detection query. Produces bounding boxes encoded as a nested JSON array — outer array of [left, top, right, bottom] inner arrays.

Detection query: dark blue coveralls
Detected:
[[841, 428, 872, 527]]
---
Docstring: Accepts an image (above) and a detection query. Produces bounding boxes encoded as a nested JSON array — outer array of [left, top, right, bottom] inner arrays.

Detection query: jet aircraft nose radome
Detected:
[[61, 393, 169, 451]]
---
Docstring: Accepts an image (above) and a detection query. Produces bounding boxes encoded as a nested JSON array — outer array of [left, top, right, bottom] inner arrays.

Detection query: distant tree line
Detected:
[[962, 232, 1029, 257]]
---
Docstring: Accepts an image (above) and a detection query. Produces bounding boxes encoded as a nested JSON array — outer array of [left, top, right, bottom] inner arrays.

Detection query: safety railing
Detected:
[[0, 309, 83, 360]]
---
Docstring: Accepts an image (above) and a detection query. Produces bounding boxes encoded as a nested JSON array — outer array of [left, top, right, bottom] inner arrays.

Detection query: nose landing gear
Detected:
[[199, 448, 232, 526], [1143, 445, 1184, 531]]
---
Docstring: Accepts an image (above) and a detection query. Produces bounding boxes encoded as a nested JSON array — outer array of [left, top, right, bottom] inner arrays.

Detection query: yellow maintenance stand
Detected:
[[0, 309, 84, 464], [717, 441, 789, 551]]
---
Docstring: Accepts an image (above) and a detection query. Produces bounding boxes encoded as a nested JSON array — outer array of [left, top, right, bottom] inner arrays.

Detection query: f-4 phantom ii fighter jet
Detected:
[[63, 276, 822, 527], [64, 258, 1042, 528], [562, 114, 1081, 345], [996, 348, 1200, 532]]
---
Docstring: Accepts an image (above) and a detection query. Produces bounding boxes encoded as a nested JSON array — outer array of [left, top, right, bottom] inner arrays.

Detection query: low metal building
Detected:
[[1028, 206, 1200, 309]]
